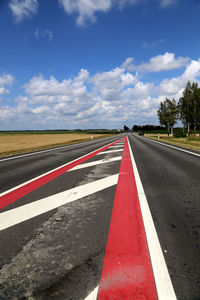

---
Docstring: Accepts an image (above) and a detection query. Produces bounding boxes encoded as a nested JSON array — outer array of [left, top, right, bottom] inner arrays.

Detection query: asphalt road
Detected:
[[0, 133, 199, 300]]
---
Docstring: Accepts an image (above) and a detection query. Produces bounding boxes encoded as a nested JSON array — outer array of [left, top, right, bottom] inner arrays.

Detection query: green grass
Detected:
[[147, 135, 200, 152]]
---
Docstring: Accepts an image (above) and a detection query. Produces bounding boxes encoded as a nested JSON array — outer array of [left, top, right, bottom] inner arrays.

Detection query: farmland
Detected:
[[0, 132, 112, 157]]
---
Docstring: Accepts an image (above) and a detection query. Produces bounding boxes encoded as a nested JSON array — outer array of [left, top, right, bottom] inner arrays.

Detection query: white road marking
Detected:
[[0, 138, 122, 197], [109, 145, 124, 148], [0, 174, 119, 231], [127, 137, 177, 300], [69, 156, 122, 171], [143, 136, 200, 157], [84, 286, 99, 300], [97, 149, 123, 155]]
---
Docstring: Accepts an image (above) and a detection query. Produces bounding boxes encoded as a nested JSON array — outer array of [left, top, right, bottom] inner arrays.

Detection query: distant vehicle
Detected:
[[138, 131, 144, 136]]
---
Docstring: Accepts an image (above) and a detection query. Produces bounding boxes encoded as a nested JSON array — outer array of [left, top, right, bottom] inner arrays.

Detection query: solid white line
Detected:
[[0, 135, 124, 162], [0, 174, 119, 231], [97, 149, 123, 155], [143, 136, 200, 157], [69, 156, 122, 171], [127, 137, 177, 300], [84, 286, 99, 300], [0, 138, 122, 197]]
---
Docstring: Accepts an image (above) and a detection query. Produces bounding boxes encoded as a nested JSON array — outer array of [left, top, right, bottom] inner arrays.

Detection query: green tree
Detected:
[[191, 82, 200, 135], [124, 125, 129, 132], [178, 81, 193, 138], [157, 98, 178, 136]]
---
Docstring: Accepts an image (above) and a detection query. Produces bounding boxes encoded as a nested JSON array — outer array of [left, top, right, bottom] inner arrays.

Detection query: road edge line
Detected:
[[142, 135, 200, 157], [127, 136, 177, 300]]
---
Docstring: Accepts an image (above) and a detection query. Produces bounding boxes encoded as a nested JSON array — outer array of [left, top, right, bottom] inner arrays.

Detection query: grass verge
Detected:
[[147, 135, 200, 152]]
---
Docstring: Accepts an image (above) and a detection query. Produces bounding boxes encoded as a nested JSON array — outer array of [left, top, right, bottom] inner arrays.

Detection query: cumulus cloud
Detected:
[[158, 59, 200, 95], [24, 69, 89, 98], [137, 52, 189, 73], [0, 74, 14, 95], [2, 55, 200, 129], [59, 0, 112, 26], [9, 0, 38, 22]]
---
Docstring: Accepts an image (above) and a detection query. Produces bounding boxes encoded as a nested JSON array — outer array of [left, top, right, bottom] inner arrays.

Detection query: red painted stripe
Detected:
[[0, 138, 124, 210], [97, 137, 158, 300]]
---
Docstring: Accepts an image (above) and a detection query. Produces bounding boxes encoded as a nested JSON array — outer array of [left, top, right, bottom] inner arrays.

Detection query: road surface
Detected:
[[0, 133, 199, 300]]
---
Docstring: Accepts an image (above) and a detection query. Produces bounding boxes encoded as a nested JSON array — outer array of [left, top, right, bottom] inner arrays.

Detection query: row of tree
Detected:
[[132, 124, 166, 132], [157, 81, 200, 136]]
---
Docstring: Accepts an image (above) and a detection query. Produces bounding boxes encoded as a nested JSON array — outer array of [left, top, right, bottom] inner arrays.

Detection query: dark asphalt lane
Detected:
[[0, 134, 125, 193], [0, 136, 125, 299], [129, 133, 200, 300]]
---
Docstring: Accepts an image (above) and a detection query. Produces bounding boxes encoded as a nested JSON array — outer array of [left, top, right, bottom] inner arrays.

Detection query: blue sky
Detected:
[[1, 0, 200, 130]]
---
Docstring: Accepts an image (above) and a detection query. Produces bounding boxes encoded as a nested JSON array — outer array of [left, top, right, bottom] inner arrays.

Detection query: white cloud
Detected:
[[9, 0, 38, 22], [59, 0, 112, 26], [2, 55, 200, 130], [59, 0, 178, 26], [34, 29, 54, 42], [137, 52, 189, 73], [24, 69, 89, 98], [158, 59, 200, 96], [121, 57, 134, 69], [8, 0, 178, 25], [0, 74, 14, 95]]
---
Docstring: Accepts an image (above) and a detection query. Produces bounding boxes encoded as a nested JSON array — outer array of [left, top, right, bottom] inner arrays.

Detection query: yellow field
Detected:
[[0, 133, 107, 157]]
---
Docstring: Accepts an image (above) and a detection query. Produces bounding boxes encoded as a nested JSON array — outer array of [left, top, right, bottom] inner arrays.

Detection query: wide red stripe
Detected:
[[0, 138, 124, 210], [98, 137, 158, 299]]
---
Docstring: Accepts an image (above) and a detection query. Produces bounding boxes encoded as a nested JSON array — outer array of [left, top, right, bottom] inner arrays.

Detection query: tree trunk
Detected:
[[187, 123, 190, 139], [183, 124, 185, 133], [171, 126, 173, 136], [167, 122, 170, 136], [194, 123, 196, 136]]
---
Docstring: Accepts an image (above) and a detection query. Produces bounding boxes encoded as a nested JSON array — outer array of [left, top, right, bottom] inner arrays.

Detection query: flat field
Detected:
[[0, 133, 108, 157], [147, 134, 200, 152]]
